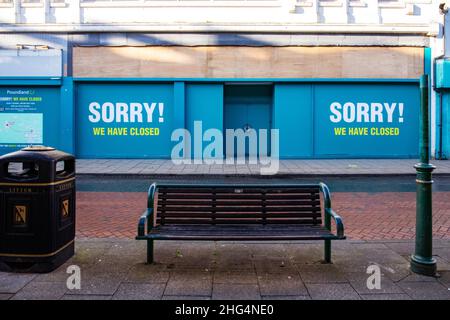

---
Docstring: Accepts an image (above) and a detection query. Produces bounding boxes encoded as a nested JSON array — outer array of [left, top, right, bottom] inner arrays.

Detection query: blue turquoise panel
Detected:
[[314, 83, 420, 158], [76, 83, 174, 158], [0, 86, 60, 155], [441, 93, 450, 159], [186, 83, 224, 158], [273, 84, 313, 158], [436, 59, 450, 89]]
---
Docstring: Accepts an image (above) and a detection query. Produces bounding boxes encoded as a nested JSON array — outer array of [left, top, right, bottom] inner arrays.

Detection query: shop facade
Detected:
[[0, 1, 444, 160], [0, 45, 427, 159]]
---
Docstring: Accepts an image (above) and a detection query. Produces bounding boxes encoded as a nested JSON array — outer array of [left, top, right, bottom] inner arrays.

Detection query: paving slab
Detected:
[[254, 258, 297, 275], [398, 281, 450, 300], [112, 283, 166, 300], [64, 276, 122, 296], [258, 274, 308, 297], [438, 272, 450, 288], [373, 263, 413, 282], [213, 270, 258, 285], [33, 264, 73, 283], [297, 264, 348, 283], [343, 272, 405, 295], [10, 281, 67, 300], [261, 295, 311, 300], [162, 295, 211, 300], [435, 248, 450, 262], [306, 283, 361, 300], [164, 270, 213, 297], [124, 264, 170, 283], [360, 293, 412, 300], [283, 243, 324, 264], [397, 273, 441, 283], [0, 273, 36, 294], [212, 284, 260, 300], [61, 294, 112, 300]]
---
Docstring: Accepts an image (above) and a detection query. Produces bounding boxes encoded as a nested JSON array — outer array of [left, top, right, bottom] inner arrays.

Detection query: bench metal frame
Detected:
[[136, 182, 345, 264]]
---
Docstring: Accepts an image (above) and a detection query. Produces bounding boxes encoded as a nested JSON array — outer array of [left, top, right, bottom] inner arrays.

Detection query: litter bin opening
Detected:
[[56, 160, 75, 179], [6, 161, 39, 180]]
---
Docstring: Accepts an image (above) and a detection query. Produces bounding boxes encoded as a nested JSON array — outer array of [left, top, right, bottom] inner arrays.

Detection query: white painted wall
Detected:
[[0, 0, 442, 35]]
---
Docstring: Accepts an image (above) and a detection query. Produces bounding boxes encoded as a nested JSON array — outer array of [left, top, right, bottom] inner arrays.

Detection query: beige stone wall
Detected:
[[73, 46, 424, 79]]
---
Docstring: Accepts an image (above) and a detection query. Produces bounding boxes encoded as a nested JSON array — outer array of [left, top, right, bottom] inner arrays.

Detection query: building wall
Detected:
[[0, 0, 438, 32]]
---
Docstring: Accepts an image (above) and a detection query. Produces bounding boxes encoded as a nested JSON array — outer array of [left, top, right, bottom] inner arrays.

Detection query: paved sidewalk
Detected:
[[76, 159, 450, 176], [1, 239, 449, 300]]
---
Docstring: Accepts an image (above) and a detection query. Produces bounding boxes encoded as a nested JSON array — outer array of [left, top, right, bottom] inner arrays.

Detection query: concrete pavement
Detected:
[[1, 239, 450, 300], [75, 159, 450, 176]]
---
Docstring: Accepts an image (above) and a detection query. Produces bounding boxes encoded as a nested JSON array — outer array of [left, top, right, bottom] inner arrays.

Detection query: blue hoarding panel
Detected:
[[186, 83, 224, 158], [274, 84, 313, 158], [314, 83, 419, 157], [76, 83, 174, 158], [442, 93, 450, 159], [435, 59, 450, 89], [0, 86, 60, 155], [59, 77, 75, 154]]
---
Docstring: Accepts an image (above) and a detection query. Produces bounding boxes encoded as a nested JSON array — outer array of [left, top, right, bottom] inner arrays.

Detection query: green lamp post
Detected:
[[410, 74, 437, 276]]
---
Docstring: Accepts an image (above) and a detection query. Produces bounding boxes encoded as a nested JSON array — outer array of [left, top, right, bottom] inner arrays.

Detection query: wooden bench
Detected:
[[136, 183, 345, 264]]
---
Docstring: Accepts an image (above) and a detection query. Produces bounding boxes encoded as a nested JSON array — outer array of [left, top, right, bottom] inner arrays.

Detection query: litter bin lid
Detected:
[[22, 146, 56, 152]]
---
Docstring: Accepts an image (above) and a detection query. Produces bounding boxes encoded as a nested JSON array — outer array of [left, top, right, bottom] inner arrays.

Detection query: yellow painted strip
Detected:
[[0, 177, 75, 187], [0, 240, 74, 258]]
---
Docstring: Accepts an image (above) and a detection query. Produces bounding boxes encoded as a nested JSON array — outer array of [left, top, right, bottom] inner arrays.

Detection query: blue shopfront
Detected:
[[0, 77, 421, 159]]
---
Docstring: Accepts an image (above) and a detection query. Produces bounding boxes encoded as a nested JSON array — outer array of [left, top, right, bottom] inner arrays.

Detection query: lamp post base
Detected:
[[410, 255, 437, 277]]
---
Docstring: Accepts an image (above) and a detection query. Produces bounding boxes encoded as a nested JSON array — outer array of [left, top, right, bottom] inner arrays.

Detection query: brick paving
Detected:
[[1, 239, 450, 300], [76, 191, 450, 240], [76, 159, 450, 176]]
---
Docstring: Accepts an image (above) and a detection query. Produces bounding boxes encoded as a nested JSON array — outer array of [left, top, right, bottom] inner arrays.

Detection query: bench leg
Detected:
[[324, 240, 331, 263], [147, 240, 154, 264]]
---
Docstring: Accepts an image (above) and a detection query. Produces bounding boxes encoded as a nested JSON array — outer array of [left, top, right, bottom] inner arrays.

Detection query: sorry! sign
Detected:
[[329, 101, 405, 136], [76, 83, 174, 158], [329, 102, 404, 124], [314, 83, 419, 157]]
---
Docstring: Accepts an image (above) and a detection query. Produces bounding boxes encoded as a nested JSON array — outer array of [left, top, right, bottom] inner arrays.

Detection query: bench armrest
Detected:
[[137, 182, 157, 238], [325, 207, 345, 238], [138, 208, 153, 237], [319, 182, 345, 239]]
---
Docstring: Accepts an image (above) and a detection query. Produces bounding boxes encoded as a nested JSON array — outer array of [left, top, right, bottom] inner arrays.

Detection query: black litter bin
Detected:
[[0, 146, 76, 273]]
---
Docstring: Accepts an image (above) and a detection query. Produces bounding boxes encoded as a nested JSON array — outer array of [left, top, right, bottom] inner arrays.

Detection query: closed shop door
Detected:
[[224, 85, 272, 157]]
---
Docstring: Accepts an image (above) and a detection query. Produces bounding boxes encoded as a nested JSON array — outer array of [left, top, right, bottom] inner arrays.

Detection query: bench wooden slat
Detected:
[[158, 199, 321, 206], [156, 212, 321, 218], [159, 194, 320, 200], [158, 187, 320, 194], [156, 219, 321, 225], [157, 205, 321, 212]]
